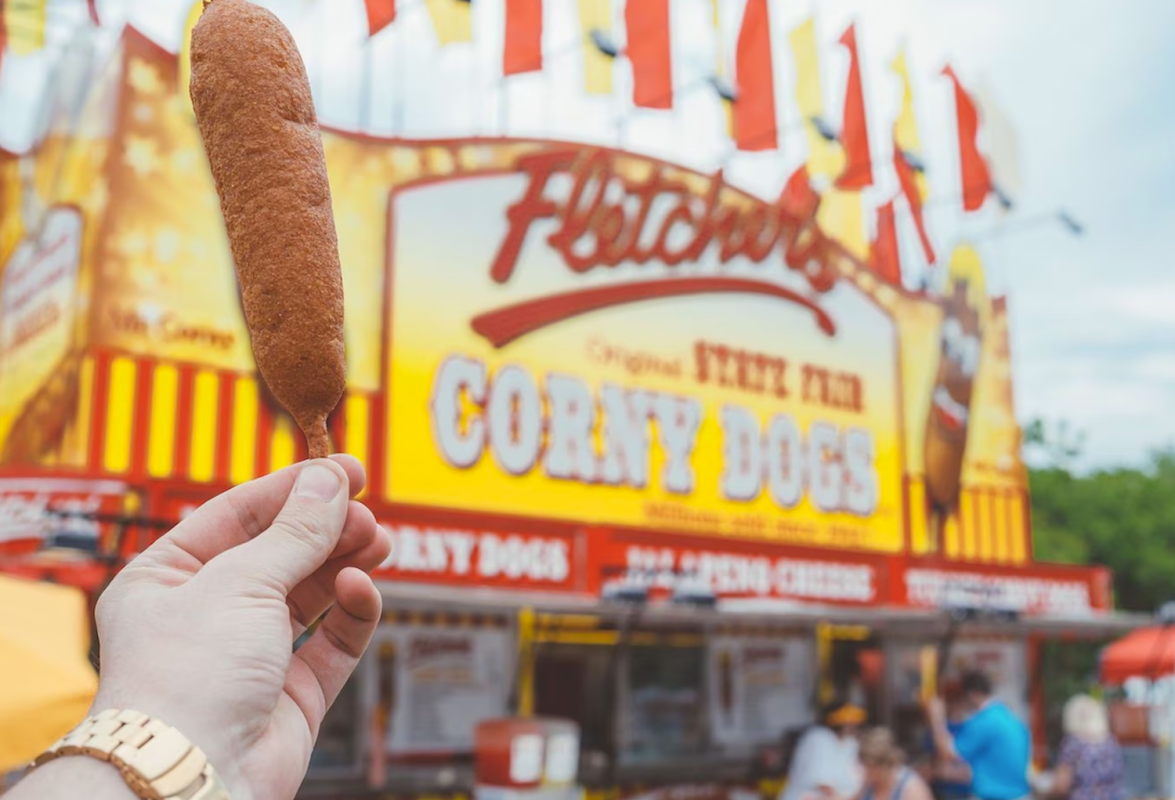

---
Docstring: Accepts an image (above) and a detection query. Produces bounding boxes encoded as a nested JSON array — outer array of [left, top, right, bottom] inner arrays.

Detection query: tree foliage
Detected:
[[1028, 420, 1175, 612]]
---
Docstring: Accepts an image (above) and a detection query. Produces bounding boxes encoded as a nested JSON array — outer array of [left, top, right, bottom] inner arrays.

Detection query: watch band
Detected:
[[33, 709, 230, 800]]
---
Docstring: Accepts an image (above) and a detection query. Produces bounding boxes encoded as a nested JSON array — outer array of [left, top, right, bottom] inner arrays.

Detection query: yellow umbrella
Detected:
[[0, 575, 98, 771]]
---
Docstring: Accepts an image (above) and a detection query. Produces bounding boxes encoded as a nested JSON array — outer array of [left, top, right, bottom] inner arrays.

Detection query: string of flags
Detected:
[[0, 0, 100, 82], [0, 0, 1011, 291], [357, 0, 1014, 289], [295, 0, 1010, 287]]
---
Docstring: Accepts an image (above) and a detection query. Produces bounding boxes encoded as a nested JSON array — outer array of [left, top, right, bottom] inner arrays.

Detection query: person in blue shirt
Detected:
[[922, 690, 973, 800], [927, 671, 1031, 800]]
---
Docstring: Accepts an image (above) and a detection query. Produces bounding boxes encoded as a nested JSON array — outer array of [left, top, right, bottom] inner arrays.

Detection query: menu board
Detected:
[[377, 626, 515, 755], [889, 638, 1027, 721], [708, 635, 816, 748]]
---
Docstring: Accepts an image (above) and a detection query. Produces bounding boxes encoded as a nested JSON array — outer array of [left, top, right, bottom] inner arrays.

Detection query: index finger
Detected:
[[155, 454, 367, 566]]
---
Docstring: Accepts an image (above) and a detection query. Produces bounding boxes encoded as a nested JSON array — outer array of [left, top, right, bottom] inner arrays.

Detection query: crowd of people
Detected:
[[781, 672, 1128, 800]]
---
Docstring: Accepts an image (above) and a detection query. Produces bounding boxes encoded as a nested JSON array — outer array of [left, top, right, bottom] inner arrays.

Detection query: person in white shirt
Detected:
[[780, 702, 868, 800]]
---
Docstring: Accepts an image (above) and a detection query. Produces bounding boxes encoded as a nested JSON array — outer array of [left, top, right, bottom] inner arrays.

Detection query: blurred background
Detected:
[[1, 1, 1175, 799]]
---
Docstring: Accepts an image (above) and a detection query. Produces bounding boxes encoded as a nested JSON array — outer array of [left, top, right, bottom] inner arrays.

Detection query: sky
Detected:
[[2, 0, 1174, 470]]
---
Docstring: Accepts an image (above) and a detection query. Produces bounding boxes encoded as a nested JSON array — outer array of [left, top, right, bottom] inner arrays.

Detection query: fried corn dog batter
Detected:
[[190, 0, 345, 459]]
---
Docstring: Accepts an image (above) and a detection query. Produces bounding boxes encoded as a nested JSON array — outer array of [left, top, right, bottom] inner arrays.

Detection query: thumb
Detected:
[[213, 459, 351, 594]]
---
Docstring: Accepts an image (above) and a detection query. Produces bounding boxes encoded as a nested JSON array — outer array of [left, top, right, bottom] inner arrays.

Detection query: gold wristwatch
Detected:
[[33, 709, 230, 800]]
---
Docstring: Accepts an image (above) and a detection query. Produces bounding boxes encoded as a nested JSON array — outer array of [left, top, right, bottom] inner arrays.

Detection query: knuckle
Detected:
[[227, 490, 267, 540], [323, 622, 366, 661], [268, 512, 328, 551]]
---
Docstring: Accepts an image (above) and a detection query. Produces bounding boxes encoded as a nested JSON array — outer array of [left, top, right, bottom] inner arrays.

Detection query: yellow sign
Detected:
[[384, 148, 905, 552], [0, 29, 1029, 564]]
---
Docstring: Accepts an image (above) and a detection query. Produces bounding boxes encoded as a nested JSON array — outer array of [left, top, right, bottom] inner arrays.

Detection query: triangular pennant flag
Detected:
[[364, 0, 397, 37], [780, 165, 819, 218], [4, 0, 48, 55], [869, 199, 902, 285], [789, 17, 840, 178], [579, 0, 613, 95], [504, 0, 543, 75], [87, 0, 100, 25], [890, 48, 927, 197], [179, 0, 205, 115], [425, 0, 473, 46], [943, 64, 993, 212], [819, 189, 868, 259], [732, 0, 777, 152], [894, 143, 935, 264], [891, 51, 918, 153], [835, 24, 872, 189], [625, 0, 672, 109]]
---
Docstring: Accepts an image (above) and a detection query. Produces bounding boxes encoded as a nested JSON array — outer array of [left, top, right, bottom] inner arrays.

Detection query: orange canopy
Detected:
[[1101, 625, 1175, 684]]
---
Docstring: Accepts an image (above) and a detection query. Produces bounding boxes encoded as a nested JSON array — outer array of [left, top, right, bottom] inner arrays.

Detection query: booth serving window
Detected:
[[709, 634, 816, 752], [824, 630, 885, 723], [534, 644, 616, 759], [623, 645, 707, 763], [886, 637, 1028, 754], [370, 622, 515, 757]]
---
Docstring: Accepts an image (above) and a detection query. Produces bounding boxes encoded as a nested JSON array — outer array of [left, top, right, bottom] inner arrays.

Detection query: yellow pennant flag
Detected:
[[789, 17, 841, 178], [579, 0, 613, 95], [818, 188, 867, 260], [890, 48, 927, 199], [425, 0, 473, 46], [178, 0, 205, 116], [5, 0, 49, 55], [0, 156, 23, 265], [890, 49, 920, 155]]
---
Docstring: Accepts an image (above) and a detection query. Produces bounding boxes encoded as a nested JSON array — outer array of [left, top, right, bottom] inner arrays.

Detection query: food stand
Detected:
[[1099, 623, 1175, 799], [0, 15, 1144, 800]]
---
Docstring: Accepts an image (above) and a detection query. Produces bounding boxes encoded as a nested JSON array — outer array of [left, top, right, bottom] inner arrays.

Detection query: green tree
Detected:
[[1027, 419, 1175, 612]]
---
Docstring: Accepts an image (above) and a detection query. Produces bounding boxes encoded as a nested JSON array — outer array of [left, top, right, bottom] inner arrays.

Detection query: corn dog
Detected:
[[189, 0, 345, 460]]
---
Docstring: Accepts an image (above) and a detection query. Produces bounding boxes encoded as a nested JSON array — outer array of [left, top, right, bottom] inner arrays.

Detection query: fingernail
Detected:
[[295, 463, 341, 501]]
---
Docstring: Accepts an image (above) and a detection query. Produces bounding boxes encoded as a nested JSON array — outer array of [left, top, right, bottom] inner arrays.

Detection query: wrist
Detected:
[[85, 692, 249, 800], [12, 755, 137, 800]]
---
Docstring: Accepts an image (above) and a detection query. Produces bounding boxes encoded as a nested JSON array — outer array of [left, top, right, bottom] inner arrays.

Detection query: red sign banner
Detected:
[[373, 521, 579, 592], [588, 530, 884, 606], [897, 562, 1112, 614], [0, 476, 125, 553]]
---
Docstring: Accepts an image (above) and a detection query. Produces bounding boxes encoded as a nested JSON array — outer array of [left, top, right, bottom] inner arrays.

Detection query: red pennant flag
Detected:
[[732, 0, 776, 151], [943, 65, 993, 212], [869, 200, 901, 285], [504, 0, 543, 76], [893, 143, 935, 264], [87, 0, 100, 24], [835, 24, 872, 190], [364, 0, 397, 37], [626, 0, 673, 109], [780, 165, 819, 219]]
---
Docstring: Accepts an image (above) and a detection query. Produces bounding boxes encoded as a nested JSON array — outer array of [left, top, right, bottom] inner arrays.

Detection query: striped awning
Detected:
[[67, 349, 378, 491]]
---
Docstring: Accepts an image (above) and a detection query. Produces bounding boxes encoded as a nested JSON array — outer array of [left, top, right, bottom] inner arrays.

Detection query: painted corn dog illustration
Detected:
[[189, 0, 345, 459], [924, 245, 986, 545]]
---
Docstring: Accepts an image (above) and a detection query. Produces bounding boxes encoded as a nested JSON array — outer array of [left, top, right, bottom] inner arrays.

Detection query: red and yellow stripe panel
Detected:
[[908, 475, 1029, 565], [78, 351, 378, 492]]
